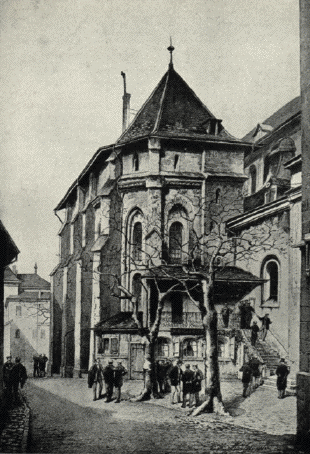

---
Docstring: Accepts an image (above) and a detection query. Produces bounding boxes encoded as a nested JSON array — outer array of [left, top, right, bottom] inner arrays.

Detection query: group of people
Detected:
[[3, 355, 27, 404], [88, 359, 127, 403], [33, 354, 48, 377], [168, 360, 203, 408], [240, 356, 290, 399]]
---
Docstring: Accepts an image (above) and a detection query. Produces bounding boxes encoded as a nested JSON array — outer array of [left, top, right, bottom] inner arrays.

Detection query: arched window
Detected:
[[182, 339, 198, 358], [15, 329, 20, 339], [133, 222, 142, 261], [262, 257, 279, 304], [133, 152, 139, 171], [157, 338, 170, 357], [249, 165, 257, 194], [169, 222, 183, 263]]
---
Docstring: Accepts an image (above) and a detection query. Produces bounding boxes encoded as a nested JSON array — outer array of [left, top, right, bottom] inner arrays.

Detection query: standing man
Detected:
[[88, 359, 104, 401], [168, 359, 183, 405], [192, 364, 203, 407], [33, 355, 40, 378], [249, 356, 262, 389], [10, 357, 27, 405], [276, 358, 290, 399], [114, 361, 127, 403], [41, 354, 48, 377], [221, 304, 231, 328], [250, 321, 260, 347], [3, 355, 13, 390], [239, 361, 252, 398], [103, 360, 114, 403], [258, 314, 272, 341], [181, 364, 194, 408]]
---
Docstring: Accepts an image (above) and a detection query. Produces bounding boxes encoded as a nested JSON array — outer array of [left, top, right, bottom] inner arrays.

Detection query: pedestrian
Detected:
[[249, 356, 262, 389], [41, 354, 48, 377], [114, 361, 127, 403], [192, 364, 203, 407], [168, 359, 183, 404], [10, 357, 27, 405], [221, 304, 231, 328], [250, 321, 260, 347], [3, 355, 13, 390], [103, 360, 114, 402], [33, 355, 40, 378], [276, 358, 290, 399], [258, 313, 272, 341], [156, 360, 166, 395], [88, 358, 104, 401], [239, 361, 252, 398], [181, 364, 194, 408]]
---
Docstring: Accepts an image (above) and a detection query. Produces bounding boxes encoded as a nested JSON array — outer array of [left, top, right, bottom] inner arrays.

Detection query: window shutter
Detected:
[[111, 338, 119, 355]]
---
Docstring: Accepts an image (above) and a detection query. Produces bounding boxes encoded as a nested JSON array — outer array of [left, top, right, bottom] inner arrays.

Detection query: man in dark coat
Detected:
[[88, 359, 104, 401], [276, 358, 290, 399], [249, 356, 262, 389], [221, 304, 231, 328], [168, 359, 183, 404], [114, 361, 127, 403], [192, 364, 203, 407], [33, 355, 40, 378], [3, 355, 13, 389], [40, 354, 48, 377], [250, 321, 260, 347], [10, 357, 27, 404], [156, 360, 167, 395], [240, 362, 252, 398], [258, 314, 272, 341], [103, 360, 114, 402], [181, 364, 194, 408]]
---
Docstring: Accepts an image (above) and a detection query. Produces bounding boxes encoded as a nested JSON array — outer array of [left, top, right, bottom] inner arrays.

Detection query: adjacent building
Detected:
[[4, 264, 51, 375]]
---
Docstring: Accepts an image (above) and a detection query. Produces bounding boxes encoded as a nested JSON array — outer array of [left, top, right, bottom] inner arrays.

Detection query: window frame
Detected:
[[261, 257, 280, 307]]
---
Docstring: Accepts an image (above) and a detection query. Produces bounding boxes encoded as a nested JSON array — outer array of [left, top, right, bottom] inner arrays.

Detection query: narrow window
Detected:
[[157, 338, 170, 357], [249, 165, 257, 194], [266, 261, 278, 300], [174, 155, 179, 170], [16, 306, 21, 317], [215, 188, 221, 204], [103, 338, 110, 354], [169, 222, 183, 264], [111, 338, 119, 355], [133, 153, 139, 171], [133, 222, 142, 261], [15, 329, 20, 339], [171, 293, 183, 323]]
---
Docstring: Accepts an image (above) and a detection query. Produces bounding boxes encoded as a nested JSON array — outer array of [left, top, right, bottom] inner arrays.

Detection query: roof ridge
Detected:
[[151, 68, 170, 134]]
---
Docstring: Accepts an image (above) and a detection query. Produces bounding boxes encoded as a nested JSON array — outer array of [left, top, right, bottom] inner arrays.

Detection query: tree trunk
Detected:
[[192, 278, 227, 416], [131, 337, 160, 402]]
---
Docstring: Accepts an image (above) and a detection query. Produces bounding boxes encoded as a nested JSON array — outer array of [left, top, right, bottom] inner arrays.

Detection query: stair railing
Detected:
[[240, 329, 267, 377]]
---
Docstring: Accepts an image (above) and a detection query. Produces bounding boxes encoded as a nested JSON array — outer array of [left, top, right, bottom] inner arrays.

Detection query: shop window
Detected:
[[98, 337, 119, 355], [182, 339, 198, 358], [169, 222, 183, 264]]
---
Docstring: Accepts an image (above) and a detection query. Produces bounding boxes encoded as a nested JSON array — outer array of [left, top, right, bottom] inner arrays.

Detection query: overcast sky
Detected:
[[0, 0, 300, 280]]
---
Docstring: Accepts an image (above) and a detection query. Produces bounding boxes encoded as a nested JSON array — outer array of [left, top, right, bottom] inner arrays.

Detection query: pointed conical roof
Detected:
[[117, 65, 239, 145]]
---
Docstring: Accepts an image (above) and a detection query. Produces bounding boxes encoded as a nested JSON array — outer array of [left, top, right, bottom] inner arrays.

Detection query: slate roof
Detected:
[[6, 291, 51, 302], [17, 273, 50, 290], [4, 267, 21, 283], [117, 65, 241, 145], [243, 96, 301, 143]]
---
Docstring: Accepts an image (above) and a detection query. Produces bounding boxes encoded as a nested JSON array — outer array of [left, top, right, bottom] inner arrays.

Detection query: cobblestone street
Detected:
[[24, 377, 302, 453]]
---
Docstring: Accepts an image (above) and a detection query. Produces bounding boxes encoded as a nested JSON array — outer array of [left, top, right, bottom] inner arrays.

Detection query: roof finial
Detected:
[[167, 37, 174, 68], [34, 263, 38, 274]]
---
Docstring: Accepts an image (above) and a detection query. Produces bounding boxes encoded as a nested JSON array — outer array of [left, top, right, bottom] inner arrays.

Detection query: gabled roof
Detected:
[[4, 267, 21, 283], [243, 96, 301, 143], [17, 273, 50, 291], [117, 65, 241, 145], [94, 312, 140, 334]]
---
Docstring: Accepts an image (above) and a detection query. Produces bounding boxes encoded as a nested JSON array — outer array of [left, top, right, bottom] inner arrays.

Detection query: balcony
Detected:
[[161, 311, 203, 329]]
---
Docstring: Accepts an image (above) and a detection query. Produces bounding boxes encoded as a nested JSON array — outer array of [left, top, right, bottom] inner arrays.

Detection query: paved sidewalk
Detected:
[[0, 391, 30, 453], [31, 376, 296, 436]]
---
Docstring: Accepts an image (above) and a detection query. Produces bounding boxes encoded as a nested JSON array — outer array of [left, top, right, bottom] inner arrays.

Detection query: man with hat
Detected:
[[10, 357, 27, 404], [114, 361, 127, 403], [168, 359, 183, 404], [250, 321, 260, 347], [276, 358, 290, 399], [103, 360, 115, 402], [88, 358, 104, 401], [181, 364, 194, 408], [3, 355, 13, 390]]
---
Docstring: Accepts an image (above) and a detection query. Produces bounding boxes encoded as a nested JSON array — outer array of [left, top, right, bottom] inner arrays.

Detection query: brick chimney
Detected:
[[121, 71, 131, 132]]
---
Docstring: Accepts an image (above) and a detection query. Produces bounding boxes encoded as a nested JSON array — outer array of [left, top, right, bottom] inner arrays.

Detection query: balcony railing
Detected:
[[161, 311, 203, 329]]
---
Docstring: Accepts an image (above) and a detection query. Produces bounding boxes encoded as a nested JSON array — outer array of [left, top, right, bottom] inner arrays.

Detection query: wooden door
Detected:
[[130, 343, 144, 379]]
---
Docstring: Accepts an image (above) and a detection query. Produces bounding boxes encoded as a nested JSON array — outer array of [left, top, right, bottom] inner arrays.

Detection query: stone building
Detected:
[[227, 96, 302, 376], [51, 50, 270, 378], [0, 220, 19, 393], [4, 264, 51, 375]]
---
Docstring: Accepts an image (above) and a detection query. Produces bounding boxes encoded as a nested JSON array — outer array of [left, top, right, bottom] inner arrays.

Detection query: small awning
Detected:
[[94, 311, 141, 335]]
